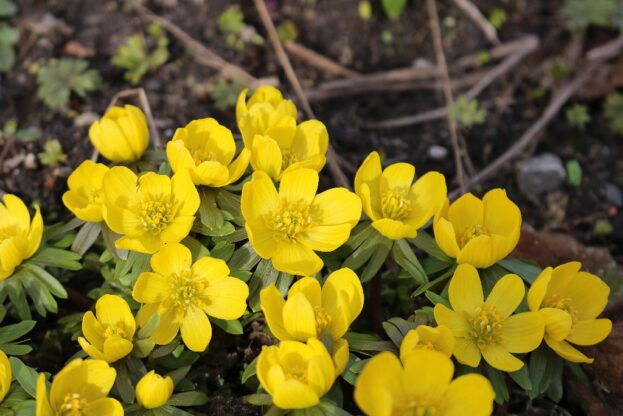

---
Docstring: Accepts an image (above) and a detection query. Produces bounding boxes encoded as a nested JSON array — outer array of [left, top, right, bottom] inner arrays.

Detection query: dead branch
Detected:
[[452, 0, 500, 45], [284, 41, 360, 78], [253, 0, 351, 190]]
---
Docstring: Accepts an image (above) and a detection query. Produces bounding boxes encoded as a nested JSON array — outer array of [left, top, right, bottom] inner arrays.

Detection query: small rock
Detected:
[[24, 153, 37, 170], [605, 183, 623, 207], [427, 145, 448, 161], [74, 111, 99, 127], [516, 153, 566, 195]]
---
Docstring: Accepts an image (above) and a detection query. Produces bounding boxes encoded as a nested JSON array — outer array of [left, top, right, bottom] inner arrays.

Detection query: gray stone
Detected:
[[605, 183, 622, 206], [427, 145, 448, 161], [516, 153, 566, 195]]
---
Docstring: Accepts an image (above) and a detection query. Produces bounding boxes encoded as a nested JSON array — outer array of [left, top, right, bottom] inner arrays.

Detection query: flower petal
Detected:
[[271, 241, 323, 276], [202, 276, 249, 320], [380, 163, 415, 195], [539, 307, 572, 341], [260, 285, 291, 341], [444, 374, 495, 416], [407, 171, 447, 229], [279, 169, 318, 205], [133, 272, 169, 304], [180, 306, 212, 352], [288, 277, 321, 309], [545, 335, 593, 363], [498, 312, 544, 353], [449, 264, 483, 315], [433, 216, 460, 259], [372, 218, 417, 240], [312, 188, 362, 227], [241, 171, 279, 221], [273, 380, 320, 410], [84, 398, 124, 416], [482, 189, 521, 239], [95, 294, 136, 338], [297, 223, 352, 251], [564, 271, 610, 320], [453, 338, 482, 367], [282, 293, 317, 340], [448, 193, 484, 238], [481, 344, 524, 372], [566, 318, 612, 346], [403, 349, 453, 402], [250, 135, 282, 180], [485, 274, 525, 319], [527, 267, 552, 312], [354, 352, 404, 416], [150, 243, 192, 277], [434, 304, 470, 337]]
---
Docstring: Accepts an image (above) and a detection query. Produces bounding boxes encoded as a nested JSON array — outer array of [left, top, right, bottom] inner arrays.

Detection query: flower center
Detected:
[[266, 199, 315, 240], [58, 392, 87, 416], [458, 224, 489, 248], [103, 325, 127, 339], [139, 200, 172, 235], [467, 303, 503, 348], [0, 225, 15, 244], [89, 190, 101, 205], [281, 149, 298, 170], [412, 341, 436, 352], [165, 268, 207, 312], [394, 397, 440, 416], [315, 307, 333, 333], [284, 365, 308, 384], [543, 294, 577, 324], [190, 147, 217, 165], [381, 188, 412, 220]]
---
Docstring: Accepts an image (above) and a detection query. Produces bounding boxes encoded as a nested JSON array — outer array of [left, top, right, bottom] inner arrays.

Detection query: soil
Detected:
[[1, 0, 622, 414]]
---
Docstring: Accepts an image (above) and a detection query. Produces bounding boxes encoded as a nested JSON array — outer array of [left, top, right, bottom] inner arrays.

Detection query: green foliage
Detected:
[[38, 139, 67, 166], [488, 8, 507, 29], [561, 0, 623, 31], [358, 1, 372, 21], [382, 0, 407, 20], [209, 79, 245, 111], [218, 5, 244, 33], [565, 159, 582, 187], [449, 96, 487, 128], [594, 219, 613, 236], [112, 23, 169, 85], [36, 58, 101, 110], [276, 20, 298, 42], [477, 51, 491, 65], [565, 104, 591, 129], [604, 92, 623, 135], [218, 6, 263, 52], [1, 120, 41, 143], [381, 29, 394, 45], [548, 60, 568, 80], [0, 0, 17, 17], [0, 23, 18, 72]]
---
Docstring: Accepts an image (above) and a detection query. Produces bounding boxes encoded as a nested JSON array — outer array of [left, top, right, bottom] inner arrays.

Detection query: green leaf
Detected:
[[244, 393, 273, 406], [343, 230, 384, 271], [360, 236, 392, 283], [566, 159, 582, 187], [210, 240, 235, 262], [71, 222, 101, 255], [344, 332, 397, 355], [9, 357, 37, 398], [382, 317, 417, 348], [247, 259, 279, 312], [211, 318, 243, 335], [0, 0, 17, 17], [410, 231, 452, 262], [382, 0, 407, 19], [485, 365, 509, 404], [30, 247, 82, 271], [412, 264, 456, 297], [114, 361, 135, 403], [509, 365, 532, 391], [424, 291, 450, 308], [38, 139, 67, 166], [227, 242, 261, 271], [138, 313, 160, 339], [168, 391, 208, 407], [546, 356, 564, 402], [241, 356, 257, 384], [36, 58, 101, 110], [449, 96, 487, 128], [498, 257, 541, 284], [3, 278, 31, 320], [391, 239, 427, 284], [181, 235, 209, 261], [0, 320, 35, 345], [21, 263, 68, 298], [528, 345, 552, 399]]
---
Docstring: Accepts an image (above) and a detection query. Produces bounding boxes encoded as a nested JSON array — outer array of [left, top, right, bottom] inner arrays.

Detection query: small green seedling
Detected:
[[112, 23, 169, 85], [36, 58, 101, 110]]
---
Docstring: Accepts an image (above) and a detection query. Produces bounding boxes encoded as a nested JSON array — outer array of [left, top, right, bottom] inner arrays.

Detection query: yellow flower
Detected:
[[527, 261, 612, 363], [355, 151, 446, 240], [0, 350, 11, 402], [166, 118, 250, 187], [434, 264, 544, 372], [89, 104, 149, 163], [133, 243, 249, 352], [77, 294, 136, 363], [0, 194, 43, 280], [242, 169, 362, 275], [260, 268, 363, 373], [102, 167, 200, 254], [354, 350, 494, 416], [399, 325, 455, 363], [36, 359, 122, 416], [433, 189, 521, 268], [250, 120, 329, 181], [236, 86, 297, 150], [62, 160, 109, 222], [257, 338, 335, 410], [136, 370, 174, 409]]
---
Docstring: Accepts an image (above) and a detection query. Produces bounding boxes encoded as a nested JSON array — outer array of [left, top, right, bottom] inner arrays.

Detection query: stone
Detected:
[[605, 183, 623, 207], [516, 153, 566, 195], [427, 145, 448, 161]]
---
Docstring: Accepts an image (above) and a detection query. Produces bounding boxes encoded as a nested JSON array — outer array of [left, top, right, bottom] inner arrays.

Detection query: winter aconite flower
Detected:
[[355, 151, 446, 240], [250, 120, 329, 181], [236, 86, 297, 149], [354, 349, 494, 416], [260, 268, 363, 373], [36, 359, 123, 416], [78, 294, 136, 363], [62, 160, 109, 222], [257, 338, 335, 410], [433, 189, 521, 268], [527, 261, 612, 363], [89, 104, 149, 163], [242, 169, 361, 275], [434, 264, 544, 372], [0, 194, 43, 281], [102, 167, 200, 254], [399, 325, 455, 363], [166, 118, 250, 187], [0, 351, 11, 402], [133, 243, 249, 352], [136, 371, 174, 409]]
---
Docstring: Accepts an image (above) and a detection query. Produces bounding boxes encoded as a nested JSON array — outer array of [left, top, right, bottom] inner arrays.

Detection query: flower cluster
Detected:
[[0, 86, 611, 416]]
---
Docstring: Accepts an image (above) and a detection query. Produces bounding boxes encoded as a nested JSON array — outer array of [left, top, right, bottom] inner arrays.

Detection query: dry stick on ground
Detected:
[[452, 0, 500, 45], [362, 34, 539, 129], [426, 0, 467, 193], [448, 35, 623, 200], [90, 88, 161, 161], [284, 41, 360, 78], [253, 0, 351, 190]]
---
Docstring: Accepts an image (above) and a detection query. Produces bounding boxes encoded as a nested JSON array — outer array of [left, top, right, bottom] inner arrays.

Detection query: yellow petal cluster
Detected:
[[133, 243, 249, 352], [0, 194, 43, 280], [136, 370, 174, 409], [78, 294, 136, 363], [527, 261, 612, 363], [166, 118, 250, 187], [102, 167, 199, 254], [434, 189, 521, 268], [36, 359, 122, 416], [434, 264, 544, 372], [261, 268, 363, 372], [0, 351, 11, 403], [62, 160, 109, 222], [257, 338, 336, 410], [355, 151, 446, 240], [89, 104, 149, 163], [354, 349, 494, 416], [242, 169, 362, 275], [399, 325, 455, 363]]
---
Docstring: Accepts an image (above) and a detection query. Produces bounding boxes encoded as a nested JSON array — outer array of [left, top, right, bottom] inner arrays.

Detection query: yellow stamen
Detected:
[[381, 188, 412, 220], [266, 199, 315, 240], [139, 199, 172, 235], [394, 397, 441, 416], [103, 326, 127, 339], [284, 365, 308, 384], [315, 307, 333, 333], [0, 225, 15, 244], [458, 224, 489, 248], [190, 147, 217, 165], [543, 294, 577, 324], [281, 149, 298, 170], [165, 268, 207, 312], [467, 303, 503, 348], [59, 392, 87, 416]]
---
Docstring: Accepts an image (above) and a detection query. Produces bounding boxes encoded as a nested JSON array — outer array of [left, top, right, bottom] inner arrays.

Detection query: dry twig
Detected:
[[284, 41, 360, 78], [253, 0, 350, 189], [452, 0, 500, 45]]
